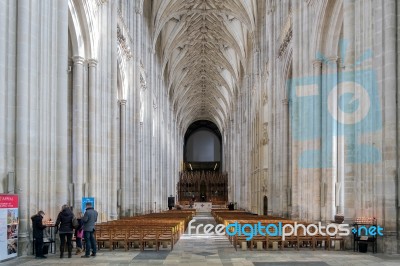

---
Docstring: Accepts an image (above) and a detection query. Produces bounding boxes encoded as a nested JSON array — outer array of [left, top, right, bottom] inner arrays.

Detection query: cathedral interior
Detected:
[[1, 0, 400, 263]]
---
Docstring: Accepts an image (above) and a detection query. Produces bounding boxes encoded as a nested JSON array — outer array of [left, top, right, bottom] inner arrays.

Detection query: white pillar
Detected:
[[342, 0, 356, 222], [72, 56, 85, 209], [56, 0, 69, 209], [119, 99, 127, 216], [110, 0, 118, 220], [381, 0, 397, 253], [87, 58, 97, 201], [312, 59, 322, 222], [15, 0, 30, 254]]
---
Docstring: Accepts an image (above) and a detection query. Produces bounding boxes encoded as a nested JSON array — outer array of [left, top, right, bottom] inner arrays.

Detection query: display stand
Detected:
[[352, 217, 377, 253], [0, 194, 19, 262], [32, 224, 56, 255]]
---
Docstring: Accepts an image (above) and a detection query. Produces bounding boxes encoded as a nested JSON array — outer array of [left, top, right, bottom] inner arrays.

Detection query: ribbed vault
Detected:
[[152, 0, 256, 133]]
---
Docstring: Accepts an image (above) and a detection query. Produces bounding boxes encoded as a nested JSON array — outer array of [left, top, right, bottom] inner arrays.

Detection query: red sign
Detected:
[[0, 195, 18, 209]]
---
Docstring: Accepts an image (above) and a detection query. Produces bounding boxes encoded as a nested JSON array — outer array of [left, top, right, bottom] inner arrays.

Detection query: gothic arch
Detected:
[[313, 0, 343, 58], [68, 0, 99, 59], [68, 0, 85, 58]]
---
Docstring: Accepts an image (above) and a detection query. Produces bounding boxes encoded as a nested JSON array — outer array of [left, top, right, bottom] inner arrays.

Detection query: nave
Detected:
[[1, 0, 400, 259], [3, 211, 400, 266]]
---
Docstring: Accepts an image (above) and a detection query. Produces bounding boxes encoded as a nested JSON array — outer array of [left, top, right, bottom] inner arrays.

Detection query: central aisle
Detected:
[[163, 212, 237, 265]]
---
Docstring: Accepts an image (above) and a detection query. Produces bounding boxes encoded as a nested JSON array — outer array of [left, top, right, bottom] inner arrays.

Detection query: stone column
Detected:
[[342, 0, 356, 222], [110, 0, 118, 220], [0, 0, 8, 190], [266, 1, 274, 217], [381, 0, 397, 253], [321, 56, 338, 222], [336, 58, 345, 215], [87, 58, 97, 200], [281, 98, 289, 218], [56, 0, 69, 208], [72, 56, 85, 209], [119, 99, 127, 216], [312, 59, 322, 222], [328, 56, 338, 221], [15, 0, 30, 254]]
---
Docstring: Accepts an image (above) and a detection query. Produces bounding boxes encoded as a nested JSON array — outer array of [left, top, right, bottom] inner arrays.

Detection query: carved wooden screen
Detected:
[[177, 171, 228, 205]]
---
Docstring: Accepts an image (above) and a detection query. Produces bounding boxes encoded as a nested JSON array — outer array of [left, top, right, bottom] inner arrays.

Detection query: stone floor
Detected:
[[3, 213, 400, 266]]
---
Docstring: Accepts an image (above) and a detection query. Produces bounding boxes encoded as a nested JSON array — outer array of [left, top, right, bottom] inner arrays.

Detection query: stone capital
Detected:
[[326, 56, 339, 63], [312, 59, 323, 67], [119, 99, 127, 106], [87, 59, 98, 67], [72, 56, 85, 65], [324, 56, 339, 71]]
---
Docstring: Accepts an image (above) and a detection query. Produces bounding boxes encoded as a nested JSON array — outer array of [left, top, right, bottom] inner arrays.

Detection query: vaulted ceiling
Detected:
[[152, 0, 256, 133]]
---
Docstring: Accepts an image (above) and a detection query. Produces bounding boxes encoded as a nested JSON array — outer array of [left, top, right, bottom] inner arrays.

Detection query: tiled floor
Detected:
[[3, 213, 400, 266]]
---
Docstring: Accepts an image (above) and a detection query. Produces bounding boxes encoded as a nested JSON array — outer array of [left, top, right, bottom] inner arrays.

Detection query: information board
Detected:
[[0, 194, 18, 262], [81, 197, 95, 214]]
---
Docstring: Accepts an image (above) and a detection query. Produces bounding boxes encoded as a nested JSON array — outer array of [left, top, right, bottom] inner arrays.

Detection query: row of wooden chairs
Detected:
[[211, 210, 342, 251], [93, 210, 193, 251], [95, 224, 176, 251], [229, 221, 332, 251]]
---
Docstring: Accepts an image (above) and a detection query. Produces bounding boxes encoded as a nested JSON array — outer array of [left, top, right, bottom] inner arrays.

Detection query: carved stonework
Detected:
[[262, 92, 268, 105], [96, 0, 108, 6], [139, 72, 147, 124], [262, 122, 269, 145], [140, 74, 147, 90], [278, 28, 292, 58], [262, 169, 268, 193], [117, 25, 133, 60], [267, 0, 275, 14], [278, 12, 293, 58], [153, 95, 158, 110]]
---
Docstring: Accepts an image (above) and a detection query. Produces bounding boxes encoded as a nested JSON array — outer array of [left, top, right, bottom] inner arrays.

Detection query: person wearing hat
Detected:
[[31, 210, 47, 259]]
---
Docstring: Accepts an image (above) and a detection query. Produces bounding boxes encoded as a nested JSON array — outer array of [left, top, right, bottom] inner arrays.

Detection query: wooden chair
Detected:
[[126, 227, 142, 250], [157, 227, 174, 250], [95, 225, 112, 250], [142, 228, 158, 251], [111, 226, 128, 251]]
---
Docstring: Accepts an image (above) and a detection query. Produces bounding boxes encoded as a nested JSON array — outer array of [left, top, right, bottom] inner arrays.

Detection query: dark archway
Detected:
[[184, 120, 222, 171]]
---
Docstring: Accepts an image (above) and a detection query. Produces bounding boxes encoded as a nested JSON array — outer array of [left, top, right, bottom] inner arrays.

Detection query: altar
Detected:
[[193, 202, 212, 212]]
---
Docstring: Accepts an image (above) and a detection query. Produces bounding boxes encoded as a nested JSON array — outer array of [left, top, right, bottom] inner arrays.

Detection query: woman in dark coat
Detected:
[[55, 205, 74, 258]]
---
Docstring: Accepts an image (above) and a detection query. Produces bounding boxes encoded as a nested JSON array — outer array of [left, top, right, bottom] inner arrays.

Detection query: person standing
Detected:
[[81, 202, 98, 258], [31, 210, 47, 259], [74, 211, 84, 255], [55, 205, 74, 258]]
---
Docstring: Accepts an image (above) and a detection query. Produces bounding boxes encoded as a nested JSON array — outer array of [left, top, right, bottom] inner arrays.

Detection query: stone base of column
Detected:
[[18, 235, 31, 256], [380, 233, 398, 254], [109, 213, 118, 220]]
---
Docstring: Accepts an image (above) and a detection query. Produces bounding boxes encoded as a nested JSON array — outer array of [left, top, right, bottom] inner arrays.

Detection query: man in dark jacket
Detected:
[[31, 210, 47, 259], [81, 202, 98, 258]]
